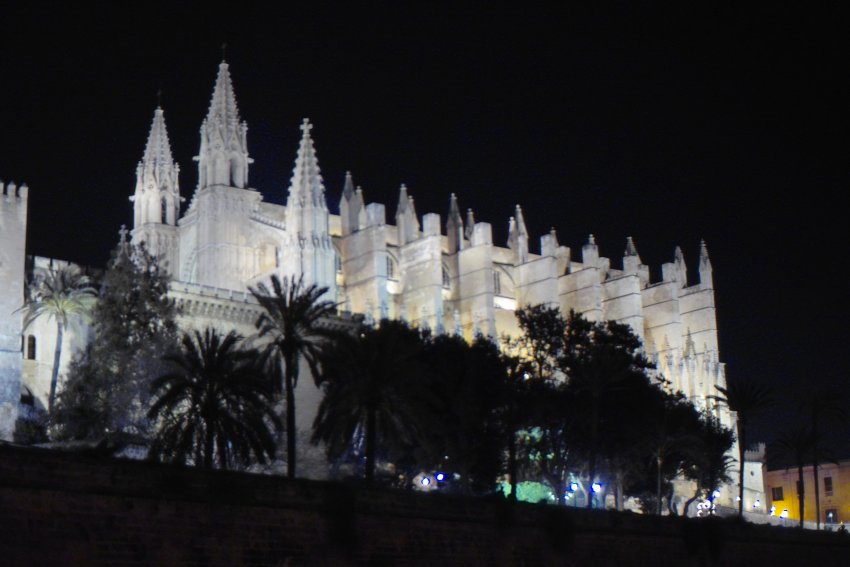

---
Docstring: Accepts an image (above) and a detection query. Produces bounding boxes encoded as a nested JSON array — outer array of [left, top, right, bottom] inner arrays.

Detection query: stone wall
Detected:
[[0, 444, 847, 566]]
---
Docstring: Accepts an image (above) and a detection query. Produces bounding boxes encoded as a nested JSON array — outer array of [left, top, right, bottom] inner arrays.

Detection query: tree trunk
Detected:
[[586, 398, 599, 509], [737, 419, 746, 518], [285, 352, 298, 479], [797, 464, 805, 528], [656, 455, 664, 516], [812, 411, 821, 530], [365, 406, 377, 484], [508, 424, 518, 503], [204, 422, 214, 470], [48, 322, 65, 413]]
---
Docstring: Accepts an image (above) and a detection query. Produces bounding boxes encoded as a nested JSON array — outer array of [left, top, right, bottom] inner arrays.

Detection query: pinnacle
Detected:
[[205, 61, 241, 127], [142, 106, 174, 166], [288, 119, 325, 206], [625, 236, 639, 257]]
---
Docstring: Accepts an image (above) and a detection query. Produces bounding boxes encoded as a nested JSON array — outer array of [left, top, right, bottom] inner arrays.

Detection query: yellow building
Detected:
[[765, 459, 850, 526]]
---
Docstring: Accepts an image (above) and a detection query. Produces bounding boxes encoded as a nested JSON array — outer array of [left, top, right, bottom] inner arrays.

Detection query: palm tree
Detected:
[[312, 320, 428, 484], [713, 375, 772, 518], [770, 426, 813, 528], [148, 329, 281, 470], [799, 384, 845, 529], [22, 265, 97, 412], [250, 275, 337, 479]]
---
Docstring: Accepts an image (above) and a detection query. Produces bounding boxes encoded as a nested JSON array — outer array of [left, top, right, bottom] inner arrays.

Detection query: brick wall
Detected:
[[0, 444, 847, 566]]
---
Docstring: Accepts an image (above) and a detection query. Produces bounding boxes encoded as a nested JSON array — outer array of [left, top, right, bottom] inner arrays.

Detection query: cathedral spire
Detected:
[[195, 61, 251, 190], [287, 118, 326, 209], [465, 208, 476, 241], [143, 107, 174, 166], [131, 106, 180, 228]]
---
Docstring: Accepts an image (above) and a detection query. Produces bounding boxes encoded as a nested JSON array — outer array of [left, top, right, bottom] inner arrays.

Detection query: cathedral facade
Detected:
[[0, 61, 745, 504]]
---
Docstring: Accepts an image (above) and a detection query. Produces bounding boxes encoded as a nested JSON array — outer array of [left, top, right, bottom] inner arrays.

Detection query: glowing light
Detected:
[[420, 477, 431, 487], [780, 509, 789, 519], [769, 505, 776, 516], [569, 482, 579, 492], [436, 473, 445, 482], [736, 496, 741, 502], [753, 499, 761, 509], [712, 490, 721, 499], [591, 482, 602, 493]]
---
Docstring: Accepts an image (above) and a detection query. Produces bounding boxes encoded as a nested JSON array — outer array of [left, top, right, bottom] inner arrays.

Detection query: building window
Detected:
[[26, 335, 36, 360], [824, 476, 833, 496], [826, 509, 838, 525], [442, 265, 451, 289], [493, 271, 501, 295], [336, 254, 343, 273], [386, 256, 397, 280], [771, 487, 784, 501]]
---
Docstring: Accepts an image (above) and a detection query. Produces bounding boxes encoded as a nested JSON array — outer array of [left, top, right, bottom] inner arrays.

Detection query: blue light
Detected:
[[591, 482, 602, 493], [569, 482, 579, 492], [436, 473, 445, 482], [420, 477, 431, 487]]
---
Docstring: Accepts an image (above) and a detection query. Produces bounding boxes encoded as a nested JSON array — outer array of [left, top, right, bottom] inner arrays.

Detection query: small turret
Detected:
[[507, 204, 529, 264], [582, 234, 599, 265], [395, 184, 420, 245], [623, 236, 641, 274], [446, 193, 464, 253], [340, 171, 364, 236], [699, 239, 713, 288], [464, 208, 476, 241]]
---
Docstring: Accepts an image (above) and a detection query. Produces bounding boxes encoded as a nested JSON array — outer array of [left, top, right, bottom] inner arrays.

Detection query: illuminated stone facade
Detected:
[[0, 61, 750, 508]]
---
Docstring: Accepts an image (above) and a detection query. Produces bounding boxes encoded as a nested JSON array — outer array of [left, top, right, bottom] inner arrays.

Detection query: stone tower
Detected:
[[281, 119, 336, 298], [130, 106, 181, 272], [0, 180, 28, 439], [180, 60, 261, 290]]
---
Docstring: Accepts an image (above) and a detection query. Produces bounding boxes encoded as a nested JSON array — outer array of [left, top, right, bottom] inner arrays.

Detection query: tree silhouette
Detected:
[[22, 265, 96, 413], [770, 426, 813, 528], [148, 329, 280, 470], [51, 239, 179, 442], [713, 375, 772, 518], [312, 320, 428, 484], [799, 384, 845, 529], [250, 275, 337, 479]]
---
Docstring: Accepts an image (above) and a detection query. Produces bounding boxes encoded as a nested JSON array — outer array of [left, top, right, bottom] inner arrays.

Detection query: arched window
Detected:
[[493, 271, 502, 296], [26, 335, 36, 360], [336, 254, 343, 273], [386, 256, 397, 280], [161, 198, 168, 224], [442, 264, 451, 289]]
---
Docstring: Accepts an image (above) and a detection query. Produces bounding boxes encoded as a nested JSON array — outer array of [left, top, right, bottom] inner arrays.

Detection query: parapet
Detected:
[[1, 180, 29, 201]]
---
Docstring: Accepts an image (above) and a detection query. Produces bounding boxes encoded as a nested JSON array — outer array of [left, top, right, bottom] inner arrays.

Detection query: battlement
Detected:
[[0, 180, 29, 201]]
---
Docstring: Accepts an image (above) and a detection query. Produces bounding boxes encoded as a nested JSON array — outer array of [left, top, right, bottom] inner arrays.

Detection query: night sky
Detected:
[[2, 4, 847, 449]]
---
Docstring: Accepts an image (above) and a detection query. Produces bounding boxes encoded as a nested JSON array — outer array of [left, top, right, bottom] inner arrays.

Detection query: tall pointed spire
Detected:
[[195, 61, 252, 190], [205, 61, 242, 131], [287, 118, 326, 209], [143, 107, 174, 166], [132, 106, 180, 228]]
